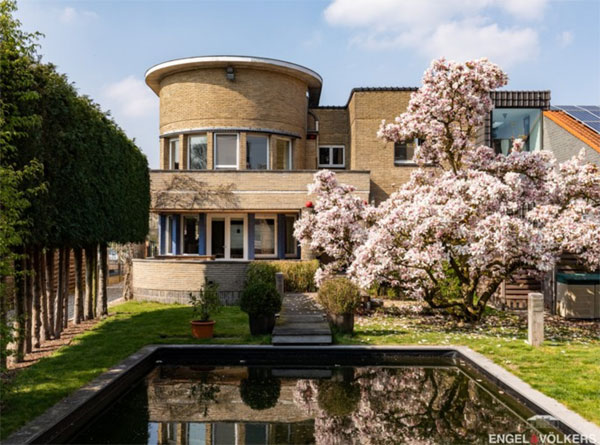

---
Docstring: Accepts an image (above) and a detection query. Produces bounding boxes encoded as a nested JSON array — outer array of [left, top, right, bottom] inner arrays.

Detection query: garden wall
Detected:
[[132, 259, 248, 305]]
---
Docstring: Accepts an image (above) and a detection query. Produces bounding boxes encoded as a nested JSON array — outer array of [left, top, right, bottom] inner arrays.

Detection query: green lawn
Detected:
[[336, 305, 600, 426], [0, 301, 269, 440]]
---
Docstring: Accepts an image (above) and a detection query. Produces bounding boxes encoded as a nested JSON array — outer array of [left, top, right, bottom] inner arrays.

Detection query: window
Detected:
[[492, 108, 542, 155], [394, 139, 419, 165], [284, 214, 297, 257], [246, 135, 269, 170], [188, 135, 207, 169], [319, 146, 345, 168], [169, 139, 179, 170], [275, 139, 292, 170], [165, 215, 174, 255], [214, 134, 238, 169], [182, 215, 199, 254], [254, 216, 276, 257]]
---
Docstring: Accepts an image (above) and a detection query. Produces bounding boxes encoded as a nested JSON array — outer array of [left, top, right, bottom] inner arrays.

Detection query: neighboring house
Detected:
[[132, 56, 552, 303], [543, 106, 600, 165]]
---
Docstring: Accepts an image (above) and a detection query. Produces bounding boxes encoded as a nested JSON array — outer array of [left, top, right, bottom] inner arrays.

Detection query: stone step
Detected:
[[271, 334, 333, 345]]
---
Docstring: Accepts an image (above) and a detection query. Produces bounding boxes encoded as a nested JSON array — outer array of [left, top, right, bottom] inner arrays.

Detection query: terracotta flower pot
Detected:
[[190, 320, 215, 339], [248, 314, 276, 335]]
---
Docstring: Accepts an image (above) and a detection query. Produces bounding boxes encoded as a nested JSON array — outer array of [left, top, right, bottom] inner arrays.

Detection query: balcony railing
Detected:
[[150, 169, 370, 211]]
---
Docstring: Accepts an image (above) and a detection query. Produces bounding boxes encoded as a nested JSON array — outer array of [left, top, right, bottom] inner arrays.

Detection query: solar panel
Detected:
[[553, 105, 600, 133]]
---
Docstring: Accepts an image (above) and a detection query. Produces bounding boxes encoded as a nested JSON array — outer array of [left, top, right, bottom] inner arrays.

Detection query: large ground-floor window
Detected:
[[158, 212, 300, 260]]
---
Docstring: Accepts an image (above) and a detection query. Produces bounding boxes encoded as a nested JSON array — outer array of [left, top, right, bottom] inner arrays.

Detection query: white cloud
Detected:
[[59, 6, 98, 24], [324, 0, 547, 67], [104, 76, 157, 118], [556, 30, 574, 48]]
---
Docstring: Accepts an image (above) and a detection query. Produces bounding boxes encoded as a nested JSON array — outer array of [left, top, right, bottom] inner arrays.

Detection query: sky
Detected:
[[15, 0, 600, 168]]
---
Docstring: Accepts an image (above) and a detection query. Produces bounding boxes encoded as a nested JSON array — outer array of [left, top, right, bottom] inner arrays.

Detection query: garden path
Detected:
[[272, 293, 332, 345]]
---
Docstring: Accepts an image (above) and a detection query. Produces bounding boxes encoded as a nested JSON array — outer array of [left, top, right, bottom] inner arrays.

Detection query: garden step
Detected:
[[272, 293, 332, 345], [271, 334, 333, 345]]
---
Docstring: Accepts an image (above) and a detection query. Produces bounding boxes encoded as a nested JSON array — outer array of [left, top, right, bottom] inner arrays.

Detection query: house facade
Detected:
[[133, 55, 553, 303]]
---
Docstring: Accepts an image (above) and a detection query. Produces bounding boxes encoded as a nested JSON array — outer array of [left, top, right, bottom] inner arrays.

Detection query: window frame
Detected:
[[318, 145, 345, 168], [274, 137, 293, 170], [180, 214, 200, 255], [394, 139, 419, 165], [187, 134, 208, 170], [169, 138, 179, 170], [253, 214, 278, 258], [206, 213, 248, 260], [284, 214, 298, 258], [213, 133, 239, 170], [246, 134, 270, 170]]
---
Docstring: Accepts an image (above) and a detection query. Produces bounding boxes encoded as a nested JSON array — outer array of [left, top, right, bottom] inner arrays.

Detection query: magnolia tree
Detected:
[[296, 57, 600, 322]]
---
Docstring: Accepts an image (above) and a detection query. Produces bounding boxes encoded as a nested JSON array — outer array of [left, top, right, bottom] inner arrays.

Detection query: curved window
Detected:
[[188, 135, 207, 169], [214, 134, 238, 169], [246, 135, 269, 169]]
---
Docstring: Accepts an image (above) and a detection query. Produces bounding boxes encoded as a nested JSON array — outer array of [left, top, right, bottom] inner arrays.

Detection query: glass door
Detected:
[[230, 219, 244, 259], [211, 219, 225, 259]]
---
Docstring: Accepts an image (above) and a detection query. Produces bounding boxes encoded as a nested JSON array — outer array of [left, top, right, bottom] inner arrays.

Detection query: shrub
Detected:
[[240, 281, 282, 316], [317, 380, 360, 417], [188, 281, 221, 322], [246, 262, 279, 287], [239, 368, 281, 410], [272, 260, 319, 292], [247, 260, 319, 293], [317, 277, 362, 315]]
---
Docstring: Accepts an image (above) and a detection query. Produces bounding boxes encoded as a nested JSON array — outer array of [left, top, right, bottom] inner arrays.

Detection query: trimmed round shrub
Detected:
[[239, 370, 281, 411], [317, 277, 362, 315], [240, 281, 282, 316], [245, 262, 278, 287], [317, 380, 360, 417]]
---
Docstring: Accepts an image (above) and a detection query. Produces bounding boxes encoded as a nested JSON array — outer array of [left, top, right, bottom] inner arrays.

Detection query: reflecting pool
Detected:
[[69, 364, 562, 444]]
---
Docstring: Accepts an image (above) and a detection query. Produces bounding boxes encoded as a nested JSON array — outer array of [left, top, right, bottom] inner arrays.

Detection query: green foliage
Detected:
[[247, 260, 319, 292], [270, 260, 319, 292], [317, 277, 362, 315], [239, 368, 281, 411], [317, 379, 361, 417], [245, 262, 279, 287], [240, 281, 282, 316], [188, 281, 221, 322]]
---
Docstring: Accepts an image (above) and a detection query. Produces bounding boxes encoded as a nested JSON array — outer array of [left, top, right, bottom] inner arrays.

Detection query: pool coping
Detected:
[[4, 345, 600, 444]]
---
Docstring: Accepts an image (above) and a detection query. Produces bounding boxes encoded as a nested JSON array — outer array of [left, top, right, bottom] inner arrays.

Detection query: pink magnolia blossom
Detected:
[[296, 57, 600, 321]]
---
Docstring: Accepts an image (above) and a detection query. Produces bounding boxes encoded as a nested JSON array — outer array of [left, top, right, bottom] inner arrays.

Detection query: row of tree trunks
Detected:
[[12, 244, 108, 363]]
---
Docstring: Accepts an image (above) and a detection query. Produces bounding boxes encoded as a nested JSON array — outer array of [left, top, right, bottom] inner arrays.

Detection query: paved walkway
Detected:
[[272, 293, 332, 345]]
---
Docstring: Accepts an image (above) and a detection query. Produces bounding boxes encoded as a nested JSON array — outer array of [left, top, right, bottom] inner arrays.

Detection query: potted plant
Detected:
[[317, 277, 361, 335], [240, 281, 282, 335], [189, 281, 221, 339]]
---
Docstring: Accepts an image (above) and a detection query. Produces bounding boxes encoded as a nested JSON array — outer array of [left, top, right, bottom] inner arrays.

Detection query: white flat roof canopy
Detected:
[[145, 55, 323, 106]]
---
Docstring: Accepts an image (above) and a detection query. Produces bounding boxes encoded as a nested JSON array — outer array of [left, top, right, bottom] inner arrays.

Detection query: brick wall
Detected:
[[310, 108, 350, 169], [542, 116, 600, 165], [150, 170, 370, 211], [348, 90, 417, 203], [132, 259, 248, 305]]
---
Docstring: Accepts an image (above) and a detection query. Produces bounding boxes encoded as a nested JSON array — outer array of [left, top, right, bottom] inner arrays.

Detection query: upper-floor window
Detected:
[[246, 135, 269, 170], [275, 138, 292, 170], [169, 138, 179, 170], [319, 145, 345, 168], [394, 139, 419, 165], [214, 134, 238, 169], [188, 135, 207, 169], [492, 108, 542, 155]]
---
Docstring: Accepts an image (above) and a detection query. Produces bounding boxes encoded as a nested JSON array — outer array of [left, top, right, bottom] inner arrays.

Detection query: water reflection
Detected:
[[70, 365, 557, 445]]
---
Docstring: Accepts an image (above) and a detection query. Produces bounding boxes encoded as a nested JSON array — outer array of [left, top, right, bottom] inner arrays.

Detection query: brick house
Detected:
[[133, 56, 556, 303]]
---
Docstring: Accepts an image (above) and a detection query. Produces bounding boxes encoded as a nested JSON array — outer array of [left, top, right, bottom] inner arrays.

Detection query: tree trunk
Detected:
[[46, 249, 55, 338], [54, 247, 65, 339], [25, 249, 33, 354], [73, 248, 84, 324], [0, 274, 8, 369], [40, 249, 51, 341], [15, 254, 26, 362], [92, 245, 98, 319], [32, 247, 42, 348], [84, 246, 94, 320], [62, 248, 70, 329], [98, 243, 108, 318], [122, 244, 134, 301]]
